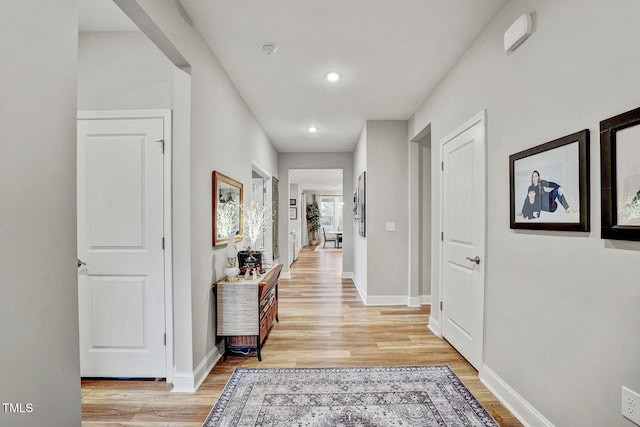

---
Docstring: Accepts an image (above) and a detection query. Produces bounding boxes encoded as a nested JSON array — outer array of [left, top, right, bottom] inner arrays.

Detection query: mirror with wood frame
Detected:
[[212, 171, 243, 246]]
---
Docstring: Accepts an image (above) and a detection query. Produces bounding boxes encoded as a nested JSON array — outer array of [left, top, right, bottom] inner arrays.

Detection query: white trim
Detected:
[[171, 347, 221, 393], [365, 295, 409, 306], [281, 271, 291, 279], [419, 294, 431, 305], [78, 109, 174, 383], [481, 365, 555, 427], [428, 315, 441, 336], [407, 296, 421, 307], [341, 271, 354, 280], [351, 275, 367, 305]]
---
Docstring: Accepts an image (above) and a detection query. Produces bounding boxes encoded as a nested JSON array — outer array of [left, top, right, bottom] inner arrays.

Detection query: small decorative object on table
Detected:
[[239, 201, 271, 274], [224, 233, 240, 281]]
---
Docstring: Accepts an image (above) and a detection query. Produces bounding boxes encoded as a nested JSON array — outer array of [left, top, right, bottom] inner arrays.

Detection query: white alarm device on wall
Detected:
[[504, 13, 533, 54]]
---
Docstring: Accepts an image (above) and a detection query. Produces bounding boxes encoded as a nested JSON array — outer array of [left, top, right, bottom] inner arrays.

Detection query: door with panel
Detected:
[[77, 116, 166, 377], [441, 112, 486, 370]]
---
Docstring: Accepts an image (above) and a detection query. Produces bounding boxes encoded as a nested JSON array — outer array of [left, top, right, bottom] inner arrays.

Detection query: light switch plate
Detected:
[[385, 222, 396, 232]]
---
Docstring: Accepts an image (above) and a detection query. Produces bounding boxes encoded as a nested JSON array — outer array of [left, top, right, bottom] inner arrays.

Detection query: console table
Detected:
[[213, 264, 282, 361]]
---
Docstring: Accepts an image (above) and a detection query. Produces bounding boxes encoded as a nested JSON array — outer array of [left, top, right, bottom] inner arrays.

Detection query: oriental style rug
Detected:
[[202, 366, 499, 426]]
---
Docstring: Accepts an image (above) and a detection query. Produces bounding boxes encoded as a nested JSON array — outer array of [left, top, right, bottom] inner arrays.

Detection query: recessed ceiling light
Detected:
[[326, 72, 340, 82], [308, 126, 318, 133]]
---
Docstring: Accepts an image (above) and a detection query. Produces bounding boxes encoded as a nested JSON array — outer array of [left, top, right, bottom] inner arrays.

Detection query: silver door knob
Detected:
[[465, 256, 480, 265], [77, 259, 86, 268]]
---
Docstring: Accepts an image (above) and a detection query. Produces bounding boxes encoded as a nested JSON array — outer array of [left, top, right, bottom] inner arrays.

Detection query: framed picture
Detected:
[[289, 198, 296, 206], [212, 171, 243, 246], [289, 207, 297, 220], [357, 171, 366, 237], [600, 106, 640, 241], [272, 177, 279, 259], [509, 129, 590, 231]]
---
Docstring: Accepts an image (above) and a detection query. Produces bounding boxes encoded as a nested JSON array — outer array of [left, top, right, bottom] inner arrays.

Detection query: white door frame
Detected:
[[77, 109, 174, 383], [436, 110, 487, 365]]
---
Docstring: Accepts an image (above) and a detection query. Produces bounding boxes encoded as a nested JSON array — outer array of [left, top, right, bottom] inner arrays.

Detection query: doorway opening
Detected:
[[289, 169, 343, 259], [410, 125, 432, 307]]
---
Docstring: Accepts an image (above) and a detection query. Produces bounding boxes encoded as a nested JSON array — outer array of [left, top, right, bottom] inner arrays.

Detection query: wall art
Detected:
[[600, 106, 640, 241], [509, 129, 590, 231]]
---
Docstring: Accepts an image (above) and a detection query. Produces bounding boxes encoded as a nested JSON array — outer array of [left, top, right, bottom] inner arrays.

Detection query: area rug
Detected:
[[202, 366, 499, 426]]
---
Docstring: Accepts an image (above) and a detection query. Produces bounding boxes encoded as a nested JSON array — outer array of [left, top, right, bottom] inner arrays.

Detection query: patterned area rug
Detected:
[[202, 366, 499, 426]]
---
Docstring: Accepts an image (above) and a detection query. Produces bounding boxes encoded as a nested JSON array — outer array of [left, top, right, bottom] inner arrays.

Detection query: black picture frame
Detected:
[[509, 129, 590, 231], [288, 207, 297, 220], [600, 106, 640, 241], [289, 198, 296, 206], [357, 171, 366, 237]]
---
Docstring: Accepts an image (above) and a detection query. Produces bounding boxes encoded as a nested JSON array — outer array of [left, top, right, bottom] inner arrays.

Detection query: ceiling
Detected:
[[79, 0, 506, 153]]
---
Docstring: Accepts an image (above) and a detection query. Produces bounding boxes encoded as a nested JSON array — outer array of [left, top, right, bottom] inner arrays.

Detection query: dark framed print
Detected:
[[288, 207, 297, 220], [357, 171, 366, 237], [600, 106, 640, 241], [289, 198, 296, 206], [212, 171, 243, 246], [509, 129, 590, 231]]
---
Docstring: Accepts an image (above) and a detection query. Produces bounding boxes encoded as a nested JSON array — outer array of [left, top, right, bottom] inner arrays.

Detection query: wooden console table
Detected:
[[213, 264, 282, 361]]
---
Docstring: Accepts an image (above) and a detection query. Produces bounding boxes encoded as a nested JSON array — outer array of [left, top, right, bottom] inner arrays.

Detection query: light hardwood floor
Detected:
[[82, 246, 522, 426]]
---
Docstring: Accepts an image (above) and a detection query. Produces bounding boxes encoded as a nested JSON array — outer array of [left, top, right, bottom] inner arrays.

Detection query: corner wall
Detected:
[[126, 0, 278, 389], [365, 121, 409, 303], [410, 0, 640, 425], [0, 2, 81, 425]]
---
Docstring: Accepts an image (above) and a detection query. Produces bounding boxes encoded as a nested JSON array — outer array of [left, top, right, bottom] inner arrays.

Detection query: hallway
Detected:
[[81, 247, 521, 426]]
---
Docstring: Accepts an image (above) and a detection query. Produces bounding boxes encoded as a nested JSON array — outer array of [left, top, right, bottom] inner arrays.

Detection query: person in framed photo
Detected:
[[521, 186, 541, 219], [529, 170, 572, 214]]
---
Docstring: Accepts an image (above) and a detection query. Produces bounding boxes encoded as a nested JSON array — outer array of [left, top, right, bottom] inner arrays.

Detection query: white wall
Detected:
[[366, 121, 409, 302], [353, 121, 409, 304], [410, 0, 640, 425], [0, 2, 81, 426], [353, 126, 368, 294], [122, 0, 278, 389], [420, 144, 432, 299], [78, 31, 174, 110]]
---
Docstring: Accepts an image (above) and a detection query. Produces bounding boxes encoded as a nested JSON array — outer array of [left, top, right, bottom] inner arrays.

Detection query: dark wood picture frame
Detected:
[[600, 106, 640, 241], [212, 171, 243, 246], [509, 130, 590, 231], [289, 198, 296, 206]]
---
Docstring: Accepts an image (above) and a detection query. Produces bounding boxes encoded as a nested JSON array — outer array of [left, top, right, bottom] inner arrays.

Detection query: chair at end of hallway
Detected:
[[322, 227, 338, 248]]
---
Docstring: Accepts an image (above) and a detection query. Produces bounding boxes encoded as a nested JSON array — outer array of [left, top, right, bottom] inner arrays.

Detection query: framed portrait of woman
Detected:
[[509, 129, 590, 231]]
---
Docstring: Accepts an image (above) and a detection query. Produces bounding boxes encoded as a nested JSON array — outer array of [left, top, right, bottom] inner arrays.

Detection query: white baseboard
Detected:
[[365, 295, 410, 306], [408, 296, 421, 307], [427, 315, 441, 336], [281, 271, 291, 279], [171, 346, 221, 393], [341, 271, 354, 280], [480, 365, 555, 427], [351, 275, 367, 305], [420, 294, 431, 305]]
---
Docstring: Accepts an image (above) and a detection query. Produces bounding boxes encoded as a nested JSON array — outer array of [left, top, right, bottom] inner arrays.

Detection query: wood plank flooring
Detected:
[[82, 246, 522, 426]]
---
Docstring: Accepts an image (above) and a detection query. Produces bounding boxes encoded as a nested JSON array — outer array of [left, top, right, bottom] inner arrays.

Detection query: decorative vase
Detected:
[[224, 257, 240, 281], [225, 232, 239, 281]]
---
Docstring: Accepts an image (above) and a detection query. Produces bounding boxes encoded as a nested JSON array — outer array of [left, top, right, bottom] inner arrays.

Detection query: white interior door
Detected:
[[441, 111, 486, 370], [77, 116, 166, 377]]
